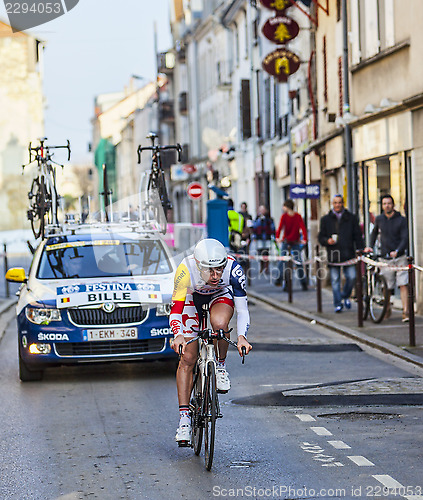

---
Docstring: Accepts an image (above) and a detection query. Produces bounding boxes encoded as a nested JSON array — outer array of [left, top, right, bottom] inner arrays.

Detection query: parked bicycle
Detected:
[[179, 303, 247, 471], [23, 138, 71, 239], [362, 253, 390, 323], [137, 133, 182, 234]]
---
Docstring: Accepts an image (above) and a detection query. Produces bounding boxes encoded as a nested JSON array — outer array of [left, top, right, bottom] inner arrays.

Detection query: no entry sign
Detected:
[[187, 182, 204, 200]]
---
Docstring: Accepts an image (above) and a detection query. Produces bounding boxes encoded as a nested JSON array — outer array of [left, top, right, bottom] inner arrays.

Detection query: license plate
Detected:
[[83, 328, 138, 342]]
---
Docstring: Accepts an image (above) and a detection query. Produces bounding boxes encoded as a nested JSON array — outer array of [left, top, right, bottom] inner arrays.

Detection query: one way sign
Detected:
[[289, 184, 320, 199]]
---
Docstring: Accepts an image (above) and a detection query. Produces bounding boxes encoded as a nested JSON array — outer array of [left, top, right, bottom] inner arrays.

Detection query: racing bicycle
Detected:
[[180, 304, 246, 471], [361, 253, 390, 323], [137, 133, 182, 234], [23, 138, 71, 239]]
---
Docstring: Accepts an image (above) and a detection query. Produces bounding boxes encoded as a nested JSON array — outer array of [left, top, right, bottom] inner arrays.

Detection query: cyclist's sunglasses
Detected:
[[198, 264, 226, 273]]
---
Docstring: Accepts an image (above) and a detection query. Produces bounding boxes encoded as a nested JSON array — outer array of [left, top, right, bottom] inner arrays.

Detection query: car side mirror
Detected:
[[5, 268, 27, 283]]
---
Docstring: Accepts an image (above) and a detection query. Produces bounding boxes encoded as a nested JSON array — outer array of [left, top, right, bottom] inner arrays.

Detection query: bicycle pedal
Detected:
[[177, 440, 191, 448], [217, 389, 229, 394]]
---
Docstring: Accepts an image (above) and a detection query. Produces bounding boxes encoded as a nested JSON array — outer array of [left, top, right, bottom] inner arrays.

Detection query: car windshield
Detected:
[[37, 239, 172, 279]]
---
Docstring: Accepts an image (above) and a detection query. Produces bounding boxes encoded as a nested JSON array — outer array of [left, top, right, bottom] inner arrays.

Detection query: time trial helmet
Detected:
[[194, 238, 227, 269]]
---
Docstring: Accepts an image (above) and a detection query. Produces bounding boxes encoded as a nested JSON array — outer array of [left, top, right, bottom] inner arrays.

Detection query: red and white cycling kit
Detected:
[[170, 254, 250, 339]]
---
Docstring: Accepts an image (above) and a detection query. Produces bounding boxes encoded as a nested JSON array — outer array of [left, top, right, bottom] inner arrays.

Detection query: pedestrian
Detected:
[[239, 202, 252, 223], [275, 199, 308, 291], [238, 202, 253, 274], [365, 194, 409, 322], [227, 198, 245, 252], [318, 194, 364, 313], [252, 205, 275, 275]]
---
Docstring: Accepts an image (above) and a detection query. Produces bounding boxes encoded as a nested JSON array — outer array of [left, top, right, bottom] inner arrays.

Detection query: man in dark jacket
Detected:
[[365, 194, 409, 321], [318, 195, 364, 313]]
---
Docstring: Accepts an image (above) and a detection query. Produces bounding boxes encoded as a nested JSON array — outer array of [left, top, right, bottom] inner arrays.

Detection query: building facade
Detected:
[[0, 20, 44, 230]]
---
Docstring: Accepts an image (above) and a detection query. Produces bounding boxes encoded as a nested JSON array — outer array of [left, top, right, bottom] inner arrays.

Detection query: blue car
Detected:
[[6, 222, 177, 381]]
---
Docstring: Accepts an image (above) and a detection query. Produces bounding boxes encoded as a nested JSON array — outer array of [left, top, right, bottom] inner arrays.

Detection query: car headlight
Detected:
[[26, 307, 62, 325], [29, 343, 52, 354], [156, 303, 172, 316]]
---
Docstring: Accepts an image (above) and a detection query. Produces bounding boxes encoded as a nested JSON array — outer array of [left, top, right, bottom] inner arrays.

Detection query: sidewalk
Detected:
[[247, 271, 423, 369]]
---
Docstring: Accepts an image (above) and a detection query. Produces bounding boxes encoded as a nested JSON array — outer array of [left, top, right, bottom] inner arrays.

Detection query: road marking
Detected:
[[311, 427, 333, 436], [296, 414, 316, 422], [348, 455, 374, 466], [373, 475, 423, 499], [327, 440, 351, 449]]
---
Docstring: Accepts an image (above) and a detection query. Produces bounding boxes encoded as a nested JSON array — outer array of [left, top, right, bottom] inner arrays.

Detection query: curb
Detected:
[[0, 298, 17, 342], [248, 290, 423, 370]]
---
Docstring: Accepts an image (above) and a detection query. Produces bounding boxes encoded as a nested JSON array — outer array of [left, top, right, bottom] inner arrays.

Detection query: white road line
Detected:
[[296, 414, 316, 422], [327, 440, 351, 449], [311, 427, 333, 436], [348, 455, 375, 466], [373, 476, 423, 500], [373, 475, 404, 489]]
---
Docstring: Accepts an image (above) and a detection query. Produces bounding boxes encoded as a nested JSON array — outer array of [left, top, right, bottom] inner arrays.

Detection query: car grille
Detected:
[[68, 306, 148, 326], [55, 338, 165, 357]]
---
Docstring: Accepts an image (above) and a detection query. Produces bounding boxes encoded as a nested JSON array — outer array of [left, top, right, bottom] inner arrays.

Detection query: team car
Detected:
[[6, 222, 177, 381]]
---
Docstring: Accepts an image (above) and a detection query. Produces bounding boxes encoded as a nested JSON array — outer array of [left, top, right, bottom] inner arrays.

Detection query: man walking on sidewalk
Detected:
[[275, 199, 308, 290], [366, 194, 409, 322], [318, 194, 364, 313]]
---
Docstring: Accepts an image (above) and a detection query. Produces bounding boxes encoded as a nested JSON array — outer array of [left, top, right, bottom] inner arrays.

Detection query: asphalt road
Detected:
[[0, 302, 423, 500]]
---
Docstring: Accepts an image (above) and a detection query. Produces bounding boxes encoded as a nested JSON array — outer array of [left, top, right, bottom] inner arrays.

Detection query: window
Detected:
[[240, 79, 252, 139], [351, 0, 395, 65]]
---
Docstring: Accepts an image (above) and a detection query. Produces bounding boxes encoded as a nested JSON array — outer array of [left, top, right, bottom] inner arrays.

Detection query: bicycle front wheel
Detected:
[[369, 274, 389, 323], [191, 363, 203, 456], [204, 361, 218, 471], [362, 274, 370, 321], [29, 178, 46, 239]]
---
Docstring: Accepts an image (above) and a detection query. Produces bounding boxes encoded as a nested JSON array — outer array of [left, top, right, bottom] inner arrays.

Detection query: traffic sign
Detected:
[[289, 183, 320, 199], [187, 182, 204, 200]]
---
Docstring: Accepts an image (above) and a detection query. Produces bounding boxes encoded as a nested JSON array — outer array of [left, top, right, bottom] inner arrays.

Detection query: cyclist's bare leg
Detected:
[[176, 339, 198, 406], [210, 302, 234, 361]]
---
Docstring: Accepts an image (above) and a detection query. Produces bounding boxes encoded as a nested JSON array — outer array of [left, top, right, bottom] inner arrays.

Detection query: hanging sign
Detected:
[[262, 15, 300, 44], [260, 0, 293, 12], [262, 48, 301, 82]]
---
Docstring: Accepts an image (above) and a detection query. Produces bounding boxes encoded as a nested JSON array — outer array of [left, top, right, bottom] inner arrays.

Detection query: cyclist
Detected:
[[171, 238, 252, 444]]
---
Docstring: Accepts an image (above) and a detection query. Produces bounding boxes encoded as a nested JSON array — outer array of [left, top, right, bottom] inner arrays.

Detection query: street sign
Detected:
[[187, 182, 204, 200], [262, 48, 301, 82], [289, 183, 320, 199], [262, 15, 300, 44]]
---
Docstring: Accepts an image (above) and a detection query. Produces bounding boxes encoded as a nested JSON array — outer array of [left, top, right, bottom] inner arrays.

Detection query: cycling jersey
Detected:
[[170, 254, 250, 339]]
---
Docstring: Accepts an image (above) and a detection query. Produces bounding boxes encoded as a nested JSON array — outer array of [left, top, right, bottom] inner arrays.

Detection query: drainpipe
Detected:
[[342, 0, 355, 213]]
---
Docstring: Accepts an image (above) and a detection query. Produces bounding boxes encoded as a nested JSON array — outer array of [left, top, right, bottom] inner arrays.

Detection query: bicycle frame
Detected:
[[137, 133, 182, 234]]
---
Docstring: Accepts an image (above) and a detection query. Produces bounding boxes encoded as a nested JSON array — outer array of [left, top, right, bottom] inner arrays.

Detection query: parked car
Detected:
[[6, 222, 177, 381]]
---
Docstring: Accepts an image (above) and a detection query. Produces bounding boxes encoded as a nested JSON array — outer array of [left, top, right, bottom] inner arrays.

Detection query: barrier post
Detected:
[[3, 243, 10, 299], [356, 250, 363, 327], [407, 256, 416, 347], [286, 256, 293, 303], [315, 245, 322, 313]]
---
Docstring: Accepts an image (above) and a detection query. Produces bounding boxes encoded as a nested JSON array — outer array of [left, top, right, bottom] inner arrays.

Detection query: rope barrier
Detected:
[[232, 251, 423, 273]]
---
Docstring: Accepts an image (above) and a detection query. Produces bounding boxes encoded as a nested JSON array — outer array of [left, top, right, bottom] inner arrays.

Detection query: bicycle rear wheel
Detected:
[[28, 178, 46, 239], [191, 362, 203, 456], [204, 361, 218, 471], [369, 274, 389, 323]]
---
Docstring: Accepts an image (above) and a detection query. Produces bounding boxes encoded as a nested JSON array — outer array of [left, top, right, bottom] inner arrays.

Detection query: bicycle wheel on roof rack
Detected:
[[146, 183, 167, 234], [28, 177, 46, 239]]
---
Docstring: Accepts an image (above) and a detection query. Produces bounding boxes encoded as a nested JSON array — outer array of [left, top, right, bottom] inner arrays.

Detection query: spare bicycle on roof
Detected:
[[23, 137, 71, 239], [137, 133, 182, 234]]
